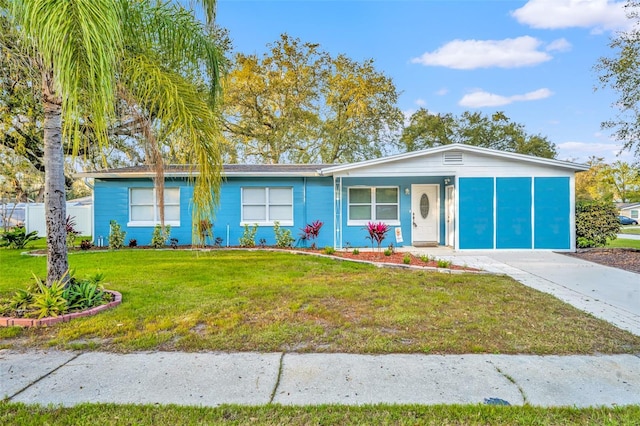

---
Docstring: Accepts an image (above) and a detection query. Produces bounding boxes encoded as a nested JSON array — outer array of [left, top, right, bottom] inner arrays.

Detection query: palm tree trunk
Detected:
[[42, 70, 69, 285]]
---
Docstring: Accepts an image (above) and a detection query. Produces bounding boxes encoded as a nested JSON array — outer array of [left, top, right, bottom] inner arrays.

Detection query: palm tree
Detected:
[[8, 0, 223, 285]]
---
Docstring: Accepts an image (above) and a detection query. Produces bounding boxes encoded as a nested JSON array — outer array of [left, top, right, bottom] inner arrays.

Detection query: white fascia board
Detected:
[[319, 144, 590, 175]]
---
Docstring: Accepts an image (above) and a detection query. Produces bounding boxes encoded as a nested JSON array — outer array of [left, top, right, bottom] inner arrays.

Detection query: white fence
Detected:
[[25, 203, 93, 237]]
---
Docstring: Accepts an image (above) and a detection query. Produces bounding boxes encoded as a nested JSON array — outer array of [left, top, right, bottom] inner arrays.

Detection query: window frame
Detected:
[[128, 187, 180, 227], [240, 186, 294, 226], [347, 186, 400, 226]]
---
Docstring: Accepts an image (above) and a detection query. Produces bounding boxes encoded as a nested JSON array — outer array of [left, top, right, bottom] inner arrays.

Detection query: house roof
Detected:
[[77, 144, 590, 179], [77, 164, 334, 178], [318, 144, 590, 175]]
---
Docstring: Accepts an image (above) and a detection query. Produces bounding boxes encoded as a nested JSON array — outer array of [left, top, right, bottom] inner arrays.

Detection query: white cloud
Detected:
[[511, 0, 629, 32], [415, 98, 427, 107], [410, 36, 552, 69], [435, 88, 449, 96], [546, 38, 572, 52], [556, 140, 635, 163], [459, 88, 553, 108]]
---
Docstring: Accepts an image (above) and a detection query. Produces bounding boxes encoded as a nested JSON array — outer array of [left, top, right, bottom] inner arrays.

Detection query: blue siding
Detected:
[[339, 176, 449, 248], [534, 177, 570, 249], [496, 177, 532, 249], [94, 178, 194, 246], [93, 176, 334, 248], [459, 177, 494, 249]]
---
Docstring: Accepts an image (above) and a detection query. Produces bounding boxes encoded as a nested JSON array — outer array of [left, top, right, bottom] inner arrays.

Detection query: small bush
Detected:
[[419, 254, 432, 263], [403, 253, 411, 264], [150, 224, 171, 248], [80, 240, 93, 250], [65, 215, 80, 248], [170, 238, 179, 249], [365, 222, 390, 250], [259, 238, 267, 248], [108, 220, 126, 250], [274, 221, 295, 248], [0, 226, 39, 249], [383, 248, 392, 256], [437, 259, 452, 268], [239, 224, 258, 247], [352, 248, 360, 255], [128, 239, 138, 248], [323, 246, 335, 255], [575, 201, 620, 247], [299, 220, 323, 248]]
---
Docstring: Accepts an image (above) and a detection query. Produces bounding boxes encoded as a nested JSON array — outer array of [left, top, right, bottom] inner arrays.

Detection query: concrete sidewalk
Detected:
[[2, 350, 639, 408]]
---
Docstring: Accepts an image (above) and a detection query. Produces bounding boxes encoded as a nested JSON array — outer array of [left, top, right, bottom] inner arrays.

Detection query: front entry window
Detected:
[[420, 193, 430, 219], [348, 187, 399, 225]]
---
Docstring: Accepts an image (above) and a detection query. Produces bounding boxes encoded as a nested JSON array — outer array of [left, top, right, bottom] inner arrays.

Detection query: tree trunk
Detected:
[[42, 70, 69, 286]]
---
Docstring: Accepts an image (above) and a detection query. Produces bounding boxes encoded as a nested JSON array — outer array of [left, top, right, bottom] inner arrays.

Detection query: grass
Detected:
[[619, 226, 640, 235], [1, 243, 639, 354], [606, 238, 640, 249], [1, 402, 639, 425]]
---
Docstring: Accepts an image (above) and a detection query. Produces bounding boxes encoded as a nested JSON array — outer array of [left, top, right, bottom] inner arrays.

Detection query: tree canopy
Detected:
[[222, 34, 403, 164], [596, 0, 640, 160], [575, 157, 640, 202], [400, 109, 558, 158]]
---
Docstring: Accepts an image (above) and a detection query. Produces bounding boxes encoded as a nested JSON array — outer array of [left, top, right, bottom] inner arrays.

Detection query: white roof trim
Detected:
[[319, 144, 590, 174]]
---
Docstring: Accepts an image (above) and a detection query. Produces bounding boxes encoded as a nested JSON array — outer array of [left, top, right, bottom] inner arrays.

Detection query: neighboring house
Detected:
[[78, 144, 589, 251], [618, 203, 640, 221]]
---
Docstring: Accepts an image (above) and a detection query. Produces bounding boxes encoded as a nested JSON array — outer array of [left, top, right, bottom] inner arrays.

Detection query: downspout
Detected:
[[84, 178, 95, 245]]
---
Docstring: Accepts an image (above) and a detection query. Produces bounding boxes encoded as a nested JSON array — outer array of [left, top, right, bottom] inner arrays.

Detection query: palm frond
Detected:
[[10, 0, 122, 152]]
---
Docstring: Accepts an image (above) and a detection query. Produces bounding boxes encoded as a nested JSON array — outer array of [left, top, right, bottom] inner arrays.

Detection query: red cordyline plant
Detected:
[[366, 221, 390, 250], [300, 220, 323, 248]]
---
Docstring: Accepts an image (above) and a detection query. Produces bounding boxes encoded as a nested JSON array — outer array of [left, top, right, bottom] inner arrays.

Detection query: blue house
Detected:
[[80, 144, 589, 251]]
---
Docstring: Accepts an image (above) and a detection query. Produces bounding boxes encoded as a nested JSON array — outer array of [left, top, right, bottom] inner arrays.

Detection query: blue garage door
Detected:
[[496, 178, 532, 249], [534, 177, 570, 249], [459, 177, 494, 249]]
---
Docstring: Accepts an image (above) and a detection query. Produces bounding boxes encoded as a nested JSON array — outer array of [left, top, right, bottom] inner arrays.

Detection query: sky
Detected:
[[215, 0, 638, 164]]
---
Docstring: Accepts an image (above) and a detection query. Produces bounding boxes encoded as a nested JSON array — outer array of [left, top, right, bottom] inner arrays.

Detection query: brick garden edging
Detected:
[[0, 290, 121, 327]]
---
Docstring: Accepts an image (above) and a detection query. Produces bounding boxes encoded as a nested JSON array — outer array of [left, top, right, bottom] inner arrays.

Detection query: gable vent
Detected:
[[443, 151, 463, 164]]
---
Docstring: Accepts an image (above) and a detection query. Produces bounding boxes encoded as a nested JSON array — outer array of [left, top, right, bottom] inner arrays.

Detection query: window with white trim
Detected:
[[632, 209, 639, 219], [348, 187, 399, 224], [129, 187, 180, 226], [241, 187, 293, 225]]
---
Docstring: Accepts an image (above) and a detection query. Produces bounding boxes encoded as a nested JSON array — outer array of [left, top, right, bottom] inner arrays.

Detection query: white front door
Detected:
[[411, 184, 439, 246], [445, 185, 455, 247]]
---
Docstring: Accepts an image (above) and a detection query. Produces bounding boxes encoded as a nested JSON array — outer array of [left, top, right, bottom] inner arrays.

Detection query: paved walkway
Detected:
[[2, 350, 639, 407], [2, 250, 639, 409]]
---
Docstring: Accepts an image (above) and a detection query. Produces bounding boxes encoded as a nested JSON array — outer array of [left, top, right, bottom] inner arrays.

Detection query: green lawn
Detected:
[[2, 244, 639, 354], [619, 226, 640, 235], [1, 402, 638, 425], [606, 238, 640, 249]]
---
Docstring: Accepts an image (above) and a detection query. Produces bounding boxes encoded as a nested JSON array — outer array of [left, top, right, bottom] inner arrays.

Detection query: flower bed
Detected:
[[0, 290, 121, 327]]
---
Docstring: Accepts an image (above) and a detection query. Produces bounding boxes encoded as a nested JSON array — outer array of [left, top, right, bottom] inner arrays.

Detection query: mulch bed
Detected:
[[331, 250, 478, 271], [564, 248, 640, 274]]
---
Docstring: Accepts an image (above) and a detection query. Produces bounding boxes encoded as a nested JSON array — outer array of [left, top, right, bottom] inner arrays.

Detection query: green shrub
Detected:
[[108, 220, 126, 249], [273, 221, 295, 248], [419, 254, 432, 263], [63, 273, 106, 312], [239, 224, 258, 247], [151, 224, 171, 248], [383, 248, 392, 256], [0, 226, 39, 249], [403, 253, 411, 264], [437, 259, 452, 268], [323, 246, 335, 255], [575, 200, 620, 247], [352, 248, 360, 255], [30, 275, 67, 319]]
